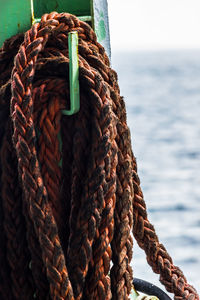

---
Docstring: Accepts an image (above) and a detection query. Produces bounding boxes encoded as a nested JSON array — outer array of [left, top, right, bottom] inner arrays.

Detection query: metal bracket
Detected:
[[62, 31, 80, 116]]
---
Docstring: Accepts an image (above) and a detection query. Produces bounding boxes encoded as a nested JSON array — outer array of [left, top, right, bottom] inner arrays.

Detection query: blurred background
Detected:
[[108, 0, 200, 296]]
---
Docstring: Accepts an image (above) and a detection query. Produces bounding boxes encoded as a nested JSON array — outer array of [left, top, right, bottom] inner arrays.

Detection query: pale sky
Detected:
[[108, 0, 200, 51]]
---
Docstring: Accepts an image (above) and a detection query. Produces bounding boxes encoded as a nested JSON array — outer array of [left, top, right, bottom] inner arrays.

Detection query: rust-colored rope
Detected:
[[77, 40, 134, 299], [0, 11, 199, 300], [0, 36, 31, 300], [131, 157, 199, 300], [83, 123, 118, 300], [0, 145, 13, 300], [11, 25, 75, 300], [33, 79, 66, 246], [1, 120, 36, 300], [66, 65, 117, 300]]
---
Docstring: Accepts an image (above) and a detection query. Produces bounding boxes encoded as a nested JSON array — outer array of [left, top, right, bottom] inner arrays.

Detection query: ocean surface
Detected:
[[112, 50, 200, 297]]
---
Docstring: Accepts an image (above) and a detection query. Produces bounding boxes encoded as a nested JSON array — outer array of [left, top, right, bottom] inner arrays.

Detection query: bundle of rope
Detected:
[[0, 12, 199, 300]]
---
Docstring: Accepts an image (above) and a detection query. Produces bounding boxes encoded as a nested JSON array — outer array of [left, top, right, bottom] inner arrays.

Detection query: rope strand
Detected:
[[1, 121, 36, 300]]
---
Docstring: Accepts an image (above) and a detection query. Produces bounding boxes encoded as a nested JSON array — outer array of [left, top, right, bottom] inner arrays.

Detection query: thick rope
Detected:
[[0, 100, 13, 300], [1, 120, 36, 300], [0, 12, 199, 300]]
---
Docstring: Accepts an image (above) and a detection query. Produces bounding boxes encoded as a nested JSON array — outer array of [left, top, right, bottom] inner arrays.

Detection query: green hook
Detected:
[[62, 31, 80, 116]]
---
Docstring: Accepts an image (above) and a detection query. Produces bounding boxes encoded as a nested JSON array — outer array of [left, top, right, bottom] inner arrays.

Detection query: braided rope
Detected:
[[33, 79, 65, 243], [0, 12, 199, 300], [110, 99, 134, 300], [77, 39, 135, 299], [66, 69, 117, 300], [131, 157, 199, 300], [0, 134, 13, 300], [84, 135, 118, 300], [0, 36, 25, 300], [1, 121, 35, 300], [11, 16, 75, 300]]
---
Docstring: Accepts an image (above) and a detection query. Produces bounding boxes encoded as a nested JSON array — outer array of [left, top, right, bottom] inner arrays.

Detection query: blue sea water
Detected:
[[112, 50, 200, 296]]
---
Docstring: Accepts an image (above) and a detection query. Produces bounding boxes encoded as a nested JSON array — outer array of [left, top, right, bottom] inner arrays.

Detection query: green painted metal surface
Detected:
[[0, 0, 32, 47], [131, 288, 140, 300], [78, 16, 92, 22], [131, 290, 159, 300], [0, 0, 91, 47], [0, 0, 111, 59], [131, 287, 159, 300], [62, 31, 80, 116], [92, 0, 111, 59], [33, 0, 90, 18]]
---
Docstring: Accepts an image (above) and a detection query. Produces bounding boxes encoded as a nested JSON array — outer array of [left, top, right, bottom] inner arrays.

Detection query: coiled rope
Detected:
[[0, 12, 199, 300]]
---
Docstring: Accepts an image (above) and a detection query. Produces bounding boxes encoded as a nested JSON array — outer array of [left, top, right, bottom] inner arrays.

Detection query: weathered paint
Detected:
[[130, 289, 159, 300], [0, 0, 32, 47], [92, 0, 111, 60], [33, 0, 90, 18], [0, 0, 111, 60], [78, 16, 92, 22], [0, 0, 91, 46], [131, 288, 139, 300]]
